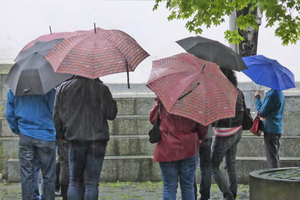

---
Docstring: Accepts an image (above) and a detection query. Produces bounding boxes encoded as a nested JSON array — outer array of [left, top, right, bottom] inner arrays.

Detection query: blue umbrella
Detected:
[[242, 55, 295, 91]]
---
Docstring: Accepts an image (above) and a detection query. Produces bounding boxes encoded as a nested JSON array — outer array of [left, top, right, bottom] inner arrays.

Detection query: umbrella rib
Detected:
[[178, 82, 200, 100]]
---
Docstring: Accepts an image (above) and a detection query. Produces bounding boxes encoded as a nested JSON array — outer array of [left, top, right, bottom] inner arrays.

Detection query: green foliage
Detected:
[[153, 0, 300, 45]]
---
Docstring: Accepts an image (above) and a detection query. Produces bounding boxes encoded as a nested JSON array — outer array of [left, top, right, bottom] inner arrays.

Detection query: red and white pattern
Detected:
[[215, 126, 242, 137]]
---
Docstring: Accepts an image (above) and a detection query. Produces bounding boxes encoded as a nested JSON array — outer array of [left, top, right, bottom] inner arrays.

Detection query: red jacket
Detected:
[[149, 98, 208, 162]]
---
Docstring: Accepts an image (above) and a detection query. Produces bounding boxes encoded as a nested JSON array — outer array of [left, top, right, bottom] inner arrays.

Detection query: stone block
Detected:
[[135, 97, 154, 115], [7, 159, 20, 182], [111, 116, 138, 135], [284, 95, 300, 113], [115, 98, 135, 115], [1, 119, 17, 137], [101, 156, 161, 182], [105, 135, 154, 156], [137, 117, 153, 136], [110, 115, 151, 136], [6, 155, 300, 184], [0, 138, 19, 178], [283, 113, 300, 136], [0, 64, 12, 74]]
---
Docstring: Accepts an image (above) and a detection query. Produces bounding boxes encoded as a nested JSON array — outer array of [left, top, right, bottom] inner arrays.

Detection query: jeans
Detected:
[[19, 133, 56, 200], [211, 129, 242, 200], [33, 158, 41, 200], [199, 137, 212, 200], [159, 154, 198, 200], [264, 132, 281, 168], [67, 141, 106, 200]]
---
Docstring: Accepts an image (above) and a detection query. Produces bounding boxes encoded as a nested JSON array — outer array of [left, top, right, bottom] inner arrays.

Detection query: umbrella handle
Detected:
[[127, 63, 130, 89]]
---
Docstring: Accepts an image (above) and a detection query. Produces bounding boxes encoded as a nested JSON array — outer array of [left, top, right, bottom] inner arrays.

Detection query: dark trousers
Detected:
[[194, 137, 212, 200], [67, 141, 106, 200], [211, 129, 242, 200], [57, 139, 70, 200], [55, 161, 60, 192], [199, 137, 212, 200], [264, 132, 281, 168], [19, 133, 56, 200]]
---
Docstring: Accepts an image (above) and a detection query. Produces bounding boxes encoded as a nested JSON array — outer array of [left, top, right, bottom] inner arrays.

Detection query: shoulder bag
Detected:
[[242, 100, 253, 130], [148, 102, 161, 143]]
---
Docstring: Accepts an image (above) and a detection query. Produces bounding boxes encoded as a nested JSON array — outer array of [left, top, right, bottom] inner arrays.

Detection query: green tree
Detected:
[[153, 0, 300, 45]]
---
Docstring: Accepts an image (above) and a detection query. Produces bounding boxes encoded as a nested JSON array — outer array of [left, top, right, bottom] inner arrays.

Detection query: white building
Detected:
[[0, 0, 299, 84]]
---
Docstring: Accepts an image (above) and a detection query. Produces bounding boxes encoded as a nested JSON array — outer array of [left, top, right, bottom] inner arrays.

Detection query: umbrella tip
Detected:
[[94, 23, 97, 33], [201, 64, 206, 73], [49, 26, 52, 34]]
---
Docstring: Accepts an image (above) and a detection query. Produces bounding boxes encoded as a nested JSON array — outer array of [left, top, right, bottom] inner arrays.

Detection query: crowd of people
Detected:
[[5, 68, 285, 200], [149, 68, 285, 200], [6, 76, 117, 200]]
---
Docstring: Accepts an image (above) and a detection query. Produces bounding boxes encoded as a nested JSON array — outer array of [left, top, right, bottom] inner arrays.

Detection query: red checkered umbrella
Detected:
[[45, 27, 149, 87], [146, 53, 239, 126], [15, 32, 71, 61]]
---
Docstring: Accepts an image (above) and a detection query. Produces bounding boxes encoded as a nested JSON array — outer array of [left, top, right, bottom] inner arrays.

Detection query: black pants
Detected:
[[194, 137, 213, 200], [55, 161, 60, 192], [57, 139, 70, 200], [264, 132, 281, 168]]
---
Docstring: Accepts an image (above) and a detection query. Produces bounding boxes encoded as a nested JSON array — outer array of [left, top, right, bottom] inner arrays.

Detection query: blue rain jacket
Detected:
[[255, 89, 285, 134], [6, 89, 56, 141]]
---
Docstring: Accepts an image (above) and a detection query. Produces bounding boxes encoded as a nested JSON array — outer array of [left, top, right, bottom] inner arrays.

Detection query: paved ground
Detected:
[[0, 181, 249, 200]]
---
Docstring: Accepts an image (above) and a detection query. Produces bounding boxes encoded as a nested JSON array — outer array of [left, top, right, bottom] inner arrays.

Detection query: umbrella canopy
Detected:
[[147, 53, 239, 126], [45, 27, 149, 86], [6, 39, 73, 96], [15, 32, 71, 61], [242, 55, 295, 91], [176, 36, 248, 71]]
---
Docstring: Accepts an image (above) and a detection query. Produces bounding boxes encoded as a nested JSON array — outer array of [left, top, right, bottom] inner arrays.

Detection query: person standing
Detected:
[[211, 68, 245, 200], [53, 76, 117, 200], [149, 97, 208, 200], [254, 89, 285, 168], [6, 89, 57, 200]]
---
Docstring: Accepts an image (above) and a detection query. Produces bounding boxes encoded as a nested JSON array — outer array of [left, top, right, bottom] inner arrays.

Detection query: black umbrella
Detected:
[[6, 39, 73, 96], [176, 36, 248, 71]]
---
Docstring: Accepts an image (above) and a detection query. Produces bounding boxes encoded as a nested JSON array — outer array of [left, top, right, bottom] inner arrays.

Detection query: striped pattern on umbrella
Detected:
[[147, 53, 238, 126], [45, 27, 149, 79]]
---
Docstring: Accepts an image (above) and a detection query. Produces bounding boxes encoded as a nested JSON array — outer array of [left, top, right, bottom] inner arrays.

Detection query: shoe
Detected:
[[55, 191, 61, 197]]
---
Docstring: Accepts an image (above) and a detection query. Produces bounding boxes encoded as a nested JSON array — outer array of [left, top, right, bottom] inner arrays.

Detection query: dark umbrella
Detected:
[[176, 36, 248, 71], [45, 27, 150, 88], [15, 31, 71, 61], [242, 55, 295, 91], [147, 53, 239, 126], [6, 39, 73, 96]]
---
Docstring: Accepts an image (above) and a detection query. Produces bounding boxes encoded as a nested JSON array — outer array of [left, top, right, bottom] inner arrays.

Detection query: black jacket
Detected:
[[53, 76, 118, 142], [214, 88, 245, 128]]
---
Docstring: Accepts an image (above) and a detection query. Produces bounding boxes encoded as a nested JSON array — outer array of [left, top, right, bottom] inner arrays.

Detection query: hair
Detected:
[[219, 67, 238, 87]]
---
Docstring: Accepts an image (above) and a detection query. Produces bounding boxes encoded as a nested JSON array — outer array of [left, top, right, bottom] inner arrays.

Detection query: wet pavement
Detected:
[[0, 181, 249, 200]]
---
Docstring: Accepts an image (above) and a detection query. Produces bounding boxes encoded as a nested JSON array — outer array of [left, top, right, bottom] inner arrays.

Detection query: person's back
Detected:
[[149, 97, 208, 200], [53, 76, 117, 200], [54, 76, 117, 141], [6, 89, 56, 140], [6, 89, 57, 200]]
